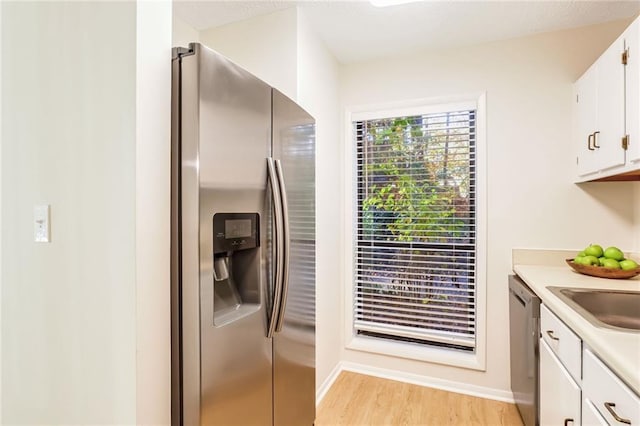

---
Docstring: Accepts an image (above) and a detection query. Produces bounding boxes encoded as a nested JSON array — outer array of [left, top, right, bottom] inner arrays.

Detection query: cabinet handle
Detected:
[[546, 330, 560, 341], [588, 133, 595, 151], [564, 419, 574, 426], [604, 402, 631, 425], [593, 131, 601, 148]]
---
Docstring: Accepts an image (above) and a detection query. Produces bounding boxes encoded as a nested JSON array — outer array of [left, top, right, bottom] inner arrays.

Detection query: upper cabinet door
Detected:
[[573, 17, 640, 182], [626, 19, 640, 165], [596, 32, 626, 171], [575, 65, 598, 177]]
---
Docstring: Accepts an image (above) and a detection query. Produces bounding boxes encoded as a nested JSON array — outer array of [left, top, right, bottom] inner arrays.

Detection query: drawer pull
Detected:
[[604, 402, 631, 425], [546, 330, 560, 341], [564, 418, 574, 426]]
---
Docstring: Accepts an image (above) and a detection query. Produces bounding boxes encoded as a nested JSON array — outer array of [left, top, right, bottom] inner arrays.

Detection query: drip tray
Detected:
[[214, 304, 260, 327]]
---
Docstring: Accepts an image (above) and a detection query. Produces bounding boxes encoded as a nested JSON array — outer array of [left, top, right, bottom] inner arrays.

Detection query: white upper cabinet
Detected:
[[596, 34, 626, 170], [574, 64, 599, 176], [574, 30, 626, 179], [626, 18, 640, 166], [574, 17, 640, 182]]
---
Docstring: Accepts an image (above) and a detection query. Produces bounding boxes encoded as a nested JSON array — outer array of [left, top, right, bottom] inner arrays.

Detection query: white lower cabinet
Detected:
[[582, 397, 609, 426], [583, 348, 640, 426], [537, 303, 640, 426], [540, 338, 582, 426], [540, 304, 582, 383]]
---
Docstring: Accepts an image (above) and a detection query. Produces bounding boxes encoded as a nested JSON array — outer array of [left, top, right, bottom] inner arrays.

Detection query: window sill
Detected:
[[346, 334, 486, 371]]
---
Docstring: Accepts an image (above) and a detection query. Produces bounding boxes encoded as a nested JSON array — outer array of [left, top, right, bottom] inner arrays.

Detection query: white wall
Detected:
[[173, 14, 199, 47], [1, 2, 171, 423], [339, 19, 639, 396], [0, 3, 3, 421], [295, 10, 343, 396], [199, 8, 298, 100], [635, 186, 640, 251], [136, 1, 172, 424], [2, 2, 137, 422]]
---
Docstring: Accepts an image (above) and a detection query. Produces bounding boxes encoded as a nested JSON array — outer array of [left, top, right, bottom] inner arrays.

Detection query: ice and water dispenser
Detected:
[[212, 213, 261, 325]]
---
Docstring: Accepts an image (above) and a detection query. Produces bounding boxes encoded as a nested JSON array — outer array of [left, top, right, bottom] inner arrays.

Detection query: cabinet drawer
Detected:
[[583, 348, 640, 426], [540, 304, 582, 383]]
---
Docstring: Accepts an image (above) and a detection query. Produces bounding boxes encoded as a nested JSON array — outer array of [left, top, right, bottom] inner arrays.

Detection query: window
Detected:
[[352, 104, 478, 352]]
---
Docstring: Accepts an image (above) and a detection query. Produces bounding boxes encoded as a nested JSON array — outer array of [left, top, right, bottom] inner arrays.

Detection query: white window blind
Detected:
[[354, 109, 477, 350]]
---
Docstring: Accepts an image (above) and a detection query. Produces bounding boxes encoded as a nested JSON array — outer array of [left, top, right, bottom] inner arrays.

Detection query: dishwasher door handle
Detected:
[[510, 289, 527, 307]]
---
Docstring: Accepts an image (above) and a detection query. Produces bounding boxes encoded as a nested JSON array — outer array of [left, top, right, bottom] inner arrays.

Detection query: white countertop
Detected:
[[513, 263, 640, 395]]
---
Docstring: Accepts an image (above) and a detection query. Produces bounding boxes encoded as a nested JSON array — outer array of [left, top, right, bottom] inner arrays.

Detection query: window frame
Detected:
[[343, 94, 488, 371]]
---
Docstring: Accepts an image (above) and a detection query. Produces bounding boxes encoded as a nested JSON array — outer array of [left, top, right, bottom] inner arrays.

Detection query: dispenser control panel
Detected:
[[213, 213, 259, 253]]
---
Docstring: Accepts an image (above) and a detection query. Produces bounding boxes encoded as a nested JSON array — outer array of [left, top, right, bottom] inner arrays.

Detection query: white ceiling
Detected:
[[173, 0, 640, 64]]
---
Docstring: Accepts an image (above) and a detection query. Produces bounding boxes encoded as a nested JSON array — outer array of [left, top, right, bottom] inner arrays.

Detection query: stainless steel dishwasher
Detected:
[[509, 274, 540, 426]]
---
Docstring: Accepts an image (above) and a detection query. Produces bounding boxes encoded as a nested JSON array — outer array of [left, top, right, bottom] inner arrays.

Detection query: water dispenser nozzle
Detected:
[[213, 254, 230, 281]]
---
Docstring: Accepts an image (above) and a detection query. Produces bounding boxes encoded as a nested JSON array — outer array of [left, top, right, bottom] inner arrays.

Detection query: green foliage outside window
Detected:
[[359, 114, 473, 244]]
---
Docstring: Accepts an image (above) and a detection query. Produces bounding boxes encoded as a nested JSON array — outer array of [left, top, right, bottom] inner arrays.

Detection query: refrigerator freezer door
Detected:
[[271, 90, 316, 426], [176, 43, 274, 426]]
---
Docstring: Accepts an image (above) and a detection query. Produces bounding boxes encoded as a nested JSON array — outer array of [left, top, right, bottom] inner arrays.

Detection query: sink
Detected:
[[548, 287, 640, 332]]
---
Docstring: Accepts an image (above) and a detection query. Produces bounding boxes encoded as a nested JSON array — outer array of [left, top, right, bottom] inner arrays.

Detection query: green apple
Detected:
[[582, 255, 600, 266], [584, 244, 604, 258], [598, 256, 607, 266], [603, 246, 624, 261], [619, 259, 639, 271], [578, 251, 586, 257], [574, 256, 585, 265], [601, 258, 621, 269]]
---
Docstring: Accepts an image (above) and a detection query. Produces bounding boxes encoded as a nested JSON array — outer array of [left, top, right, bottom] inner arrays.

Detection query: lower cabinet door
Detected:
[[583, 348, 640, 426], [583, 397, 610, 426], [540, 339, 582, 426]]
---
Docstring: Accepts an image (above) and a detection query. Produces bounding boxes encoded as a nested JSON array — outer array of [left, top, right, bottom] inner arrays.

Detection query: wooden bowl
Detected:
[[566, 259, 640, 280]]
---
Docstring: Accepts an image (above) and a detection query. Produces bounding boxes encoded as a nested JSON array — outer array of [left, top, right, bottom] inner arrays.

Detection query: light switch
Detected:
[[34, 205, 50, 243]]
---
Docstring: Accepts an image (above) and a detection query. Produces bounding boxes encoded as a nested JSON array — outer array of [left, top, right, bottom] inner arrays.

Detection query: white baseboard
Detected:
[[316, 362, 343, 406], [320, 361, 515, 404]]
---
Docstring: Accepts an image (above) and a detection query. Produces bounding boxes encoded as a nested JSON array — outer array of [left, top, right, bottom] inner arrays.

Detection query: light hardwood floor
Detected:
[[316, 371, 524, 426]]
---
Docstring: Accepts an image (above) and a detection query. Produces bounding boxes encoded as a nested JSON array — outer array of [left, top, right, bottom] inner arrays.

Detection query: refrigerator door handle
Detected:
[[267, 157, 285, 338], [274, 159, 290, 332]]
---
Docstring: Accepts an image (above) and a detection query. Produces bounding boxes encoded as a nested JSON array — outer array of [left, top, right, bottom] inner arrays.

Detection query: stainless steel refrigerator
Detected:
[[171, 43, 316, 426]]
